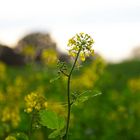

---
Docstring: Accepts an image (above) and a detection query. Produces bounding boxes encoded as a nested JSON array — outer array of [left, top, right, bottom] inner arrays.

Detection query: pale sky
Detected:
[[0, 0, 140, 62]]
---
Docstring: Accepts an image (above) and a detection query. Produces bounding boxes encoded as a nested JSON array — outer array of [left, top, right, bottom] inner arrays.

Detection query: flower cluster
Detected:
[[1, 107, 20, 127], [24, 92, 48, 113], [67, 32, 94, 61]]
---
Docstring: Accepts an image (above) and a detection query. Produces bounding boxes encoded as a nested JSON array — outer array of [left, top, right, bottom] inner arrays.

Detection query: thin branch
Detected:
[[60, 69, 69, 77]]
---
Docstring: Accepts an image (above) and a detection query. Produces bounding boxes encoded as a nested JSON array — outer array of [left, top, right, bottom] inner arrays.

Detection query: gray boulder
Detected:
[[0, 44, 25, 66]]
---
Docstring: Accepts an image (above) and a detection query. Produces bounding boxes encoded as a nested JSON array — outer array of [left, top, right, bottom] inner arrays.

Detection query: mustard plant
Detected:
[[24, 92, 48, 140], [59, 32, 95, 140]]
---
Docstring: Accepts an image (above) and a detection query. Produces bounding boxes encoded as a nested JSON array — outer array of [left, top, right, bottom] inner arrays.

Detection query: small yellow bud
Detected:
[[43, 102, 48, 108], [35, 104, 41, 110], [80, 53, 85, 61], [26, 108, 32, 113], [90, 49, 94, 56]]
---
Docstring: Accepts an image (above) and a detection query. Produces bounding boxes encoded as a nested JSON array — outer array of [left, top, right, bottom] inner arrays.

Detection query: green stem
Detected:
[[28, 111, 34, 140], [65, 49, 81, 140]]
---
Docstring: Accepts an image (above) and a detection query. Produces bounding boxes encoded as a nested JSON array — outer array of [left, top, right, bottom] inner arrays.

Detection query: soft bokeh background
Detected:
[[0, 0, 140, 140], [0, 0, 140, 62]]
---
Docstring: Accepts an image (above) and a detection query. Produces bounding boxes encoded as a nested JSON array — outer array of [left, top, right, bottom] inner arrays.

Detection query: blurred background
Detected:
[[0, 0, 140, 139]]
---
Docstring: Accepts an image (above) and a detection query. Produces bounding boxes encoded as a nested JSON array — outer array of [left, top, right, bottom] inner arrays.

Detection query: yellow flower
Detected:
[[41, 49, 57, 66], [128, 78, 140, 92], [1, 107, 20, 127], [35, 103, 41, 110], [80, 52, 85, 61], [67, 32, 94, 61], [26, 108, 32, 113], [43, 102, 48, 108], [24, 92, 48, 113]]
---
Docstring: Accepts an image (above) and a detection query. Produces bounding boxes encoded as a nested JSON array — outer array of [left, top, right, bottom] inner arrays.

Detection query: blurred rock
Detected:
[[15, 32, 57, 62], [0, 44, 25, 66]]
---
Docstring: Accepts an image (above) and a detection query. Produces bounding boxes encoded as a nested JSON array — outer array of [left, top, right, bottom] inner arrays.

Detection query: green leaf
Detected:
[[39, 110, 65, 130], [39, 110, 58, 129], [39, 110, 65, 139], [74, 90, 102, 106], [48, 130, 61, 139], [57, 116, 65, 130]]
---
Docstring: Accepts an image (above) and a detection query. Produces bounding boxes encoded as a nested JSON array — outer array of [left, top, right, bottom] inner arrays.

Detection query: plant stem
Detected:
[[28, 111, 34, 140], [65, 49, 81, 140]]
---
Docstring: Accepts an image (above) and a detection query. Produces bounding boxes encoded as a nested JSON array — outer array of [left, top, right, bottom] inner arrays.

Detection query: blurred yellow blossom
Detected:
[[1, 107, 20, 127], [118, 106, 126, 113], [72, 55, 105, 89], [5, 136, 16, 140], [22, 45, 36, 60], [47, 101, 66, 116], [67, 33, 94, 61], [24, 92, 48, 113], [128, 78, 140, 92], [41, 49, 57, 66]]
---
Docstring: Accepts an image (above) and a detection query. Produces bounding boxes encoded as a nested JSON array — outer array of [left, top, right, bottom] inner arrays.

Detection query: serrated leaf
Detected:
[[74, 90, 102, 106], [48, 130, 61, 139], [39, 110, 65, 130], [39, 110, 58, 129]]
